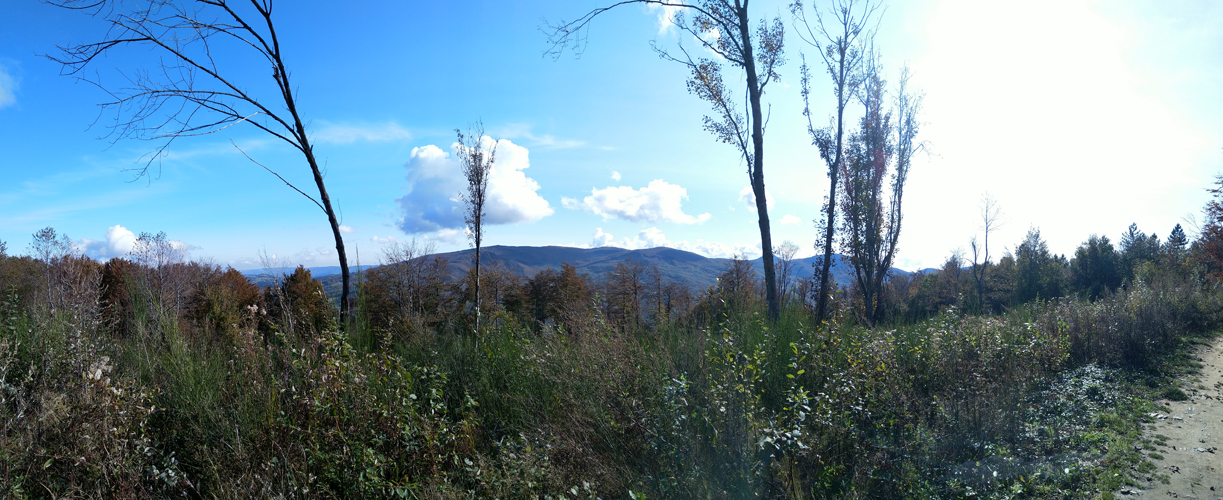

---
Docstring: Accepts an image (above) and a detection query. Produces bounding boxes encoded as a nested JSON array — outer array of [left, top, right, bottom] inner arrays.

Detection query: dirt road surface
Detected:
[[1126, 337, 1223, 500]]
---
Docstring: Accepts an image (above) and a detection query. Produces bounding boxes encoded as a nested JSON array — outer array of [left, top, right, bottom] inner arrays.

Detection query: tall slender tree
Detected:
[[456, 124, 497, 336], [547, 0, 786, 320], [970, 193, 1003, 312], [774, 240, 801, 305], [1165, 223, 1189, 262], [47, 0, 355, 324], [792, 0, 878, 322], [837, 54, 923, 326]]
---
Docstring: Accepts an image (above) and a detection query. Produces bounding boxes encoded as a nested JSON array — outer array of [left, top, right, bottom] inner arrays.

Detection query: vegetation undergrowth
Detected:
[[2, 228, 1223, 498]]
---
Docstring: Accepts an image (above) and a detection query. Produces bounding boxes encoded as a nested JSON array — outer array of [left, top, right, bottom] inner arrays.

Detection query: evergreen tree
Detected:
[[1166, 224, 1189, 254], [1119, 223, 1160, 283], [1012, 228, 1065, 304]]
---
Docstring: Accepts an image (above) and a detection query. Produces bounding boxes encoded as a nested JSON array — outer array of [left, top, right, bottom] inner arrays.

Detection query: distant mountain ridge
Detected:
[[428, 245, 860, 292], [251, 246, 923, 297]]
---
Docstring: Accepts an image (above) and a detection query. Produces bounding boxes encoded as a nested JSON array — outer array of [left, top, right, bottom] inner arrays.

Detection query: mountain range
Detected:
[[244, 245, 927, 296]]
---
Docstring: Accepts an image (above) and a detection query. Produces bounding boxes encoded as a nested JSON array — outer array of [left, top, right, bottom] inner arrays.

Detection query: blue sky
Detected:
[[2, 0, 1221, 271]]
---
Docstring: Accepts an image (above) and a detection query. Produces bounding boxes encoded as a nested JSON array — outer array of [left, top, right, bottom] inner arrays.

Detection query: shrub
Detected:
[[265, 266, 335, 338], [188, 266, 263, 346]]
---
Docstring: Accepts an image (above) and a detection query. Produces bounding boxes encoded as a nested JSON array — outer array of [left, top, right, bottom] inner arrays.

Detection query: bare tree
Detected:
[[604, 258, 649, 331], [774, 240, 800, 306], [28, 227, 83, 313], [130, 231, 188, 314], [792, 0, 878, 323], [547, 0, 786, 320], [379, 238, 439, 317], [455, 124, 497, 335], [47, 0, 355, 325], [970, 193, 1003, 313], [838, 53, 924, 326]]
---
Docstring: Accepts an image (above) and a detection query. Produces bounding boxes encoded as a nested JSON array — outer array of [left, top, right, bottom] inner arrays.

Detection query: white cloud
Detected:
[[482, 138, 555, 224], [780, 214, 803, 225], [608, 227, 671, 250], [635, 227, 669, 248], [426, 228, 467, 245], [395, 138, 553, 234], [647, 4, 683, 34], [107, 225, 139, 254], [0, 62, 17, 109], [311, 121, 412, 144], [339, 225, 355, 233], [674, 240, 760, 259], [396, 145, 463, 233], [738, 186, 775, 213], [601, 226, 760, 259], [611, 170, 622, 181], [80, 225, 138, 260], [292, 249, 336, 267], [497, 123, 587, 150], [78, 225, 195, 261], [591, 227, 615, 247], [568, 179, 711, 224]]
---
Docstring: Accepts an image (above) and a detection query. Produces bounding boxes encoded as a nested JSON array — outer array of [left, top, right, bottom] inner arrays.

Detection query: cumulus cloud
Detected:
[[0, 62, 16, 109], [594, 226, 759, 259], [481, 139, 555, 224], [592, 227, 615, 247], [311, 121, 412, 144], [396, 145, 464, 232], [739, 186, 775, 212], [567, 179, 711, 224], [780, 214, 803, 225], [79, 225, 138, 260], [79, 225, 195, 261], [674, 240, 760, 259], [611, 170, 621, 181], [635, 227, 670, 248], [602, 227, 672, 250], [395, 138, 553, 234], [427, 228, 467, 245], [339, 225, 355, 233]]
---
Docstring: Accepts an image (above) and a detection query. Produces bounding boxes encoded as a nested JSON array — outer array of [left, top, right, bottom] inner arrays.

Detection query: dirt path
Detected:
[[1127, 337, 1223, 500]]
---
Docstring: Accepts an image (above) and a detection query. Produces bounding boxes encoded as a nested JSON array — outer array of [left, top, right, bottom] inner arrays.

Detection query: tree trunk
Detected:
[[474, 242, 482, 335], [277, 51, 350, 327], [816, 55, 850, 323], [737, 3, 780, 321], [304, 146, 350, 327]]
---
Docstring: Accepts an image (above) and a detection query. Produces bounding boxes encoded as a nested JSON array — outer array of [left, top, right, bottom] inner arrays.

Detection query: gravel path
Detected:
[[1126, 338, 1223, 500]]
